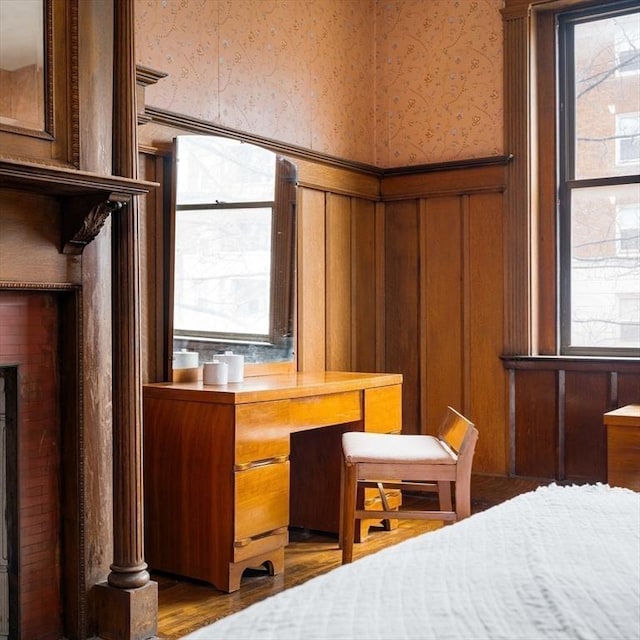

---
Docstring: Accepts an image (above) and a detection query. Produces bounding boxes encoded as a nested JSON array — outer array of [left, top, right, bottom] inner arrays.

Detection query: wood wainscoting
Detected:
[[503, 357, 640, 482], [381, 160, 509, 477]]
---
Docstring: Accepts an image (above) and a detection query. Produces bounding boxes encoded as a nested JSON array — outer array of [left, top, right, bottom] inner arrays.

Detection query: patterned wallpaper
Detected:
[[376, 0, 503, 166], [135, 0, 503, 168]]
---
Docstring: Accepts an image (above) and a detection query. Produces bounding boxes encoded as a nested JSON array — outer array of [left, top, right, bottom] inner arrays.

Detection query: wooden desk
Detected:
[[143, 371, 402, 592], [604, 404, 640, 491]]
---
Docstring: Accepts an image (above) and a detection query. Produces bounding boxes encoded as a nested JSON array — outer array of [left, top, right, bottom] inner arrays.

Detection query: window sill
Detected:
[[501, 355, 640, 372]]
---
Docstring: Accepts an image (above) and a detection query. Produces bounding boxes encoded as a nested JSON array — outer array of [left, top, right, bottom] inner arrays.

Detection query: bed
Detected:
[[181, 483, 640, 640]]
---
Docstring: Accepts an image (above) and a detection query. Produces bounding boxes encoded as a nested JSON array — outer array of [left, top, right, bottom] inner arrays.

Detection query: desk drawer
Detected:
[[235, 400, 290, 465], [290, 391, 361, 430], [233, 529, 289, 563], [235, 460, 289, 541]]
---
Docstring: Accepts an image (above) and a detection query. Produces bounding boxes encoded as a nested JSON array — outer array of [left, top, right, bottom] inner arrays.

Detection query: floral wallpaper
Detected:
[[375, 0, 503, 166], [135, 0, 503, 168]]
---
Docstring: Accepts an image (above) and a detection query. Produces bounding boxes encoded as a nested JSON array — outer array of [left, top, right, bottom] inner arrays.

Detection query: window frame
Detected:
[[556, 0, 640, 357]]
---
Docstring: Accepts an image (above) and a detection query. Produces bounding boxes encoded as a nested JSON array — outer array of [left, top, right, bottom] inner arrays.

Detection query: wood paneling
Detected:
[[381, 163, 506, 200], [514, 370, 558, 478], [618, 373, 640, 407], [384, 200, 421, 435], [326, 194, 352, 371], [0, 191, 80, 284], [423, 196, 463, 431], [505, 357, 640, 481], [382, 169, 508, 473], [297, 187, 326, 372], [296, 159, 379, 199], [352, 198, 378, 372], [564, 372, 608, 481], [468, 192, 508, 473], [138, 152, 168, 383]]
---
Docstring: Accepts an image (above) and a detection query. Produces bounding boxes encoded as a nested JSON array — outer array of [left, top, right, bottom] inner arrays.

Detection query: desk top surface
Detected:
[[144, 370, 403, 405]]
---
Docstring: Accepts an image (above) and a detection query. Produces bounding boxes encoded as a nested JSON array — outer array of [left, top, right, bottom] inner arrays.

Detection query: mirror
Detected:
[[0, 0, 45, 131], [171, 135, 297, 368]]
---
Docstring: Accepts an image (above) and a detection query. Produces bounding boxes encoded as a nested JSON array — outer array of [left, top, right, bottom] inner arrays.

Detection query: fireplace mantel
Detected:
[[0, 158, 158, 254]]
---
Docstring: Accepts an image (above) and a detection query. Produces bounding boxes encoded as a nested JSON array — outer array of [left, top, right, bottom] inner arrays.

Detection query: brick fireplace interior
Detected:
[[0, 291, 63, 640]]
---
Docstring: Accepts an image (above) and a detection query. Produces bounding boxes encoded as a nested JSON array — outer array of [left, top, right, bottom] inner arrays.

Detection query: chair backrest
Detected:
[[438, 406, 477, 457]]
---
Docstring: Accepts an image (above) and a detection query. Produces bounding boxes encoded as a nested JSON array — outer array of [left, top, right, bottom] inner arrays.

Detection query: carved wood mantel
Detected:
[[0, 158, 157, 254]]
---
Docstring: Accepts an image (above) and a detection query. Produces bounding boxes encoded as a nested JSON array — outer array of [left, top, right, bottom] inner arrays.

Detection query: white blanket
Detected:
[[182, 483, 640, 640]]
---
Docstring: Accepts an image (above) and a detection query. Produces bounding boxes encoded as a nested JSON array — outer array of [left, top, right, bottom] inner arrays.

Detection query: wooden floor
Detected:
[[154, 475, 546, 639]]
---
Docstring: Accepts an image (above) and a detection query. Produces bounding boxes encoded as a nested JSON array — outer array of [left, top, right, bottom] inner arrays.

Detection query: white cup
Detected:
[[216, 351, 244, 383], [203, 360, 228, 385]]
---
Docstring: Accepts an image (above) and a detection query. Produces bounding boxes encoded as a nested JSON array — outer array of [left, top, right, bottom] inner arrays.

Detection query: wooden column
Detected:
[[501, 1, 533, 355], [110, 0, 148, 590], [96, 0, 158, 637]]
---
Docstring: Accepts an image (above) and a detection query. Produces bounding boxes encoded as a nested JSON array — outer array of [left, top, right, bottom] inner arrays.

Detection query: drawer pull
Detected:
[[234, 455, 289, 472], [234, 526, 288, 547]]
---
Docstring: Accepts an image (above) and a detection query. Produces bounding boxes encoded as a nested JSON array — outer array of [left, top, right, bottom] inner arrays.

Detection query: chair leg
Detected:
[[438, 480, 452, 513], [455, 479, 471, 520], [340, 460, 358, 564]]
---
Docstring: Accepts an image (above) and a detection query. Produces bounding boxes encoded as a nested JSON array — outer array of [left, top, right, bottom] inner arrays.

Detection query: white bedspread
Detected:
[[182, 483, 640, 640]]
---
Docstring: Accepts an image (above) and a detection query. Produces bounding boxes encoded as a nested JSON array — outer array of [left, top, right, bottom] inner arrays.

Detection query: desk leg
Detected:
[[226, 548, 285, 593]]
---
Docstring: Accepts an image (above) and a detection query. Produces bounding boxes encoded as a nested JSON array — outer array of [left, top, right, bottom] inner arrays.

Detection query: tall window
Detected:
[[558, 2, 640, 354]]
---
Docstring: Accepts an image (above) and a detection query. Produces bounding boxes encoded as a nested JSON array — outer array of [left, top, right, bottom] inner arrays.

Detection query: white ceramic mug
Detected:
[[216, 351, 244, 383], [203, 360, 228, 385]]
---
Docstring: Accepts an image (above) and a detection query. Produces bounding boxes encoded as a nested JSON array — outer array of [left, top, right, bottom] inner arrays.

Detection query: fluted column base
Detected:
[[96, 580, 158, 640]]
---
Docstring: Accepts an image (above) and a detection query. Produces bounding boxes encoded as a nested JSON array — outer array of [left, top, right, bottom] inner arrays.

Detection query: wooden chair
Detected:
[[339, 406, 478, 564]]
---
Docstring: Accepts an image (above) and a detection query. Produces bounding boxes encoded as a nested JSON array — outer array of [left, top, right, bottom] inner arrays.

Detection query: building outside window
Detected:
[[558, 2, 640, 354]]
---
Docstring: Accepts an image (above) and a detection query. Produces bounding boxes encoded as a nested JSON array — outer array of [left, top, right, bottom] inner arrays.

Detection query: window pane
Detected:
[[174, 208, 272, 336], [574, 11, 640, 179], [176, 135, 276, 204], [569, 184, 640, 349]]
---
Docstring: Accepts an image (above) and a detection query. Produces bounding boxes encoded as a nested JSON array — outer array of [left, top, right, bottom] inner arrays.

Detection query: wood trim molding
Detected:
[[501, 0, 604, 18], [296, 158, 380, 200], [136, 65, 168, 87], [502, 0, 616, 358], [381, 161, 508, 200], [141, 105, 381, 175], [0, 158, 157, 195], [502, 8, 533, 355], [136, 66, 168, 126]]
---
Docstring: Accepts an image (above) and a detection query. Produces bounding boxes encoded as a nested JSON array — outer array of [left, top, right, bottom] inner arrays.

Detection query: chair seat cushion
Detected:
[[342, 432, 456, 465]]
